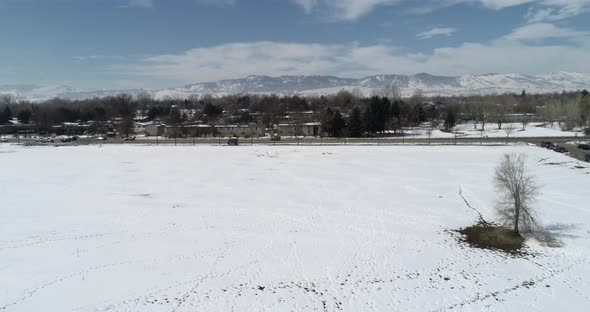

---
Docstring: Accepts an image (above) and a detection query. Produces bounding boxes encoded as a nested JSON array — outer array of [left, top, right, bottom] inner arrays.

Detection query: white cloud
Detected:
[[291, 0, 402, 20], [125, 0, 153, 8], [505, 23, 589, 41], [292, 0, 318, 13], [119, 0, 590, 22], [472, 0, 534, 10], [525, 0, 590, 22], [113, 33, 590, 84], [196, 0, 236, 7], [417, 27, 457, 39], [73, 55, 127, 62], [121, 0, 237, 9], [405, 0, 536, 14], [291, 0, 590, 21]]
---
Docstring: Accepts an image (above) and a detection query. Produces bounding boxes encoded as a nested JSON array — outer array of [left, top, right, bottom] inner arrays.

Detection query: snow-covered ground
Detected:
[[1, 144, 589, 311], [405, 122, 582, 139]]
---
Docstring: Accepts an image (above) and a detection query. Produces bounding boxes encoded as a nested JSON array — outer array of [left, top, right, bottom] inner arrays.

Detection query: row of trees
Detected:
[[1, 89, 588, 137], [318, 96, 437, 137]]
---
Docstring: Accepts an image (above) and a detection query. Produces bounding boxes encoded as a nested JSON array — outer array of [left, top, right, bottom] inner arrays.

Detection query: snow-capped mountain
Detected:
[[173, 72, 589, 97], [0, 84, 78, 101], [2, 72, 589, 102]]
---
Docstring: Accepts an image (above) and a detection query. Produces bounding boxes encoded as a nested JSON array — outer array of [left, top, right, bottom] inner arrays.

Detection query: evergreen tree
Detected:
[[390, 100, 401, 120], [167, 107, 182, 138], [321, 107, 334, 136], [203, 103, 223, 118], [347, 107, 363, 137], [365, 96, 391, 134], [444, 107, 457, 131], [0, 106, 12, 124], [410, 103, 427, 126], [331, 111, 346, 138], [17, 110, 32, 124], [390, 99, 402, 133]]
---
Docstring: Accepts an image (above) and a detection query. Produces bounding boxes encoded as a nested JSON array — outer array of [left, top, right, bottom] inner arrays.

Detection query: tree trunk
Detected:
[[514, 197, 520, 234]]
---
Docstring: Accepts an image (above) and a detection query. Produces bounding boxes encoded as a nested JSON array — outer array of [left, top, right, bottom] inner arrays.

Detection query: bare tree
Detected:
[[290, 110, 304, 144], [426, 119, 440, 145], [541, 99, 559, 128], [495, 101, 507, 130], [167, 107, 182, 144], [494, 153, 539, 234], [521, 114, 529, 131], [503, 124, 514, 144], [112, 94, 136, 138], [0, 94, 17, 107], [137, 91, 153, 111], [374, 84, 400, 100], [331, 90, 358, 109], [460, 102, 477, 130], [425, 127, 433, 144], [562, 99, 580, 131], [475, 101, 490, 131], [409, 89, 424, 107], [580, 93, 590, 129]]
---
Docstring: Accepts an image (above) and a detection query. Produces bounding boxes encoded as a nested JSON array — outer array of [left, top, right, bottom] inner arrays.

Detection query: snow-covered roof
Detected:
[[8, 119, 23, 126]]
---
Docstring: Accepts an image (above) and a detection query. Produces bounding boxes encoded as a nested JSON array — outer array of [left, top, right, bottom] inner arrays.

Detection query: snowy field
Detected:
[[1, 144, 589, 312], [405, 122, 582, 139]]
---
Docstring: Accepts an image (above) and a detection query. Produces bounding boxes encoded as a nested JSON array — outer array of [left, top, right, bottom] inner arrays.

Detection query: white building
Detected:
[[144, 123, 165, 136], [276, 122, 321, 137], [214, 124, 265, 137]]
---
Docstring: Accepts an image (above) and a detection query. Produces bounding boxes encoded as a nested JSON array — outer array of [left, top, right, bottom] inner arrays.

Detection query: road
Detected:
[[6, 135, 588, 162]]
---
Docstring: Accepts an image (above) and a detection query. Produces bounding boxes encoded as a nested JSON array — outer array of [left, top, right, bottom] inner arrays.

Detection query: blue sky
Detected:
[[0, 0, 589, 89]]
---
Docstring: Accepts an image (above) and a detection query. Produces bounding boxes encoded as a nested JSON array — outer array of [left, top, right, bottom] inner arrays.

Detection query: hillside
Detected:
[[2, 72, 589, 101]]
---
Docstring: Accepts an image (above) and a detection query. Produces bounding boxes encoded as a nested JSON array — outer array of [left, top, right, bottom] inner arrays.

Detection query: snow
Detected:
[[1, 144, 589, 311], [405, 122, 583, 139], [4, 72, 590, 101]]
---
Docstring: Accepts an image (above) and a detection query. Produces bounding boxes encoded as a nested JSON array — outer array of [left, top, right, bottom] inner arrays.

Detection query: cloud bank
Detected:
[[114, 33, 590, 84]]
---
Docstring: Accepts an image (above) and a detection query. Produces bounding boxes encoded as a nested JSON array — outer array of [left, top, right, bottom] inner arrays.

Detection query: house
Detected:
[[144, 123, 165, 136], [54, 122, 91, 135], [134, 122, 152, 134], [163, 124, 211, 138], [213, 123, 265, 138], [0, 123, 37, 135], [276, 122, 321, 137]]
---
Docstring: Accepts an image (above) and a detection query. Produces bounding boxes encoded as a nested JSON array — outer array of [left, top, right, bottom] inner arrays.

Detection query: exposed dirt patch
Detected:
[[458, 222, 525, 254]]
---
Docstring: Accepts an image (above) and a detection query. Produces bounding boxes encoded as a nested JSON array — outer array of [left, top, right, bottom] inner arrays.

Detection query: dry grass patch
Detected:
[[459, 223, 525, 254]]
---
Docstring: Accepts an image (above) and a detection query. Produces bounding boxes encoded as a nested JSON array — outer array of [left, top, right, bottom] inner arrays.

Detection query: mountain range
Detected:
[[2, 72, 589, 102]]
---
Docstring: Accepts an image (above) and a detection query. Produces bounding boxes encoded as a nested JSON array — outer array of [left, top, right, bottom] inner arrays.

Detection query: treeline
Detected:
[[1, 89, 589, 137]]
